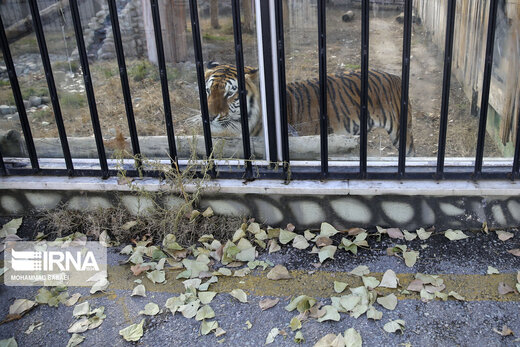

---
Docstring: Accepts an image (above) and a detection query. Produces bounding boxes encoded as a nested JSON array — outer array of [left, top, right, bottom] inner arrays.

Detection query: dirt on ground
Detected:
[[0, 4, 501, 160]]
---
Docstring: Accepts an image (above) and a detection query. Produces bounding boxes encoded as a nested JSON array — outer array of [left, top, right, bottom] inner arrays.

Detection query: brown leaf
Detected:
[[493, 325, 514, 336], [286, 223, 296, 232], [406, 279, 424, 292], [496, 230, 514, 241], [172, 249, 189, 260], [267, 265, 292, 280], [507, 249, 520, 257], [130, 264, 150, 276], [308, 303, 326, 319], [387, 228, 404, 239], [347, 227, 366, 236], [315, 236, 332, 247], [259, 298, 280, 311], [498, 282, 515, 295], [296, 310, 310, 322]]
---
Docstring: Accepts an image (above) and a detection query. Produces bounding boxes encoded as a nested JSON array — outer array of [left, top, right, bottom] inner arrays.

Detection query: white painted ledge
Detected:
[[1, 176, 519, 196]]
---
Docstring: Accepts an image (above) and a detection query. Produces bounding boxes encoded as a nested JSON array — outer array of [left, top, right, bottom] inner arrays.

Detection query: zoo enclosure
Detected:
[[0, 0, 519, 181]]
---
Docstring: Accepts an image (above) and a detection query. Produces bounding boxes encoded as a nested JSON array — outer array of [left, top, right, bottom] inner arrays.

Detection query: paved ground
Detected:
[[1, 221, 519, 346]]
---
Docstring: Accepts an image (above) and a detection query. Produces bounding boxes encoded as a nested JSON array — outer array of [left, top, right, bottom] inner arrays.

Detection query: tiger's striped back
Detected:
[[286, 70, 414, 154]]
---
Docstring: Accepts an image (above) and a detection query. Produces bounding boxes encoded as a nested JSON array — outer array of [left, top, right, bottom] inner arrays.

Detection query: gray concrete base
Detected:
[[1, 176, 519, 230]]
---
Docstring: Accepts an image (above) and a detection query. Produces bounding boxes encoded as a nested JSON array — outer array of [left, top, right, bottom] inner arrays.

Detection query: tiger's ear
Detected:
[[207, 61, 220, 69], [246, 68, 259, 83]]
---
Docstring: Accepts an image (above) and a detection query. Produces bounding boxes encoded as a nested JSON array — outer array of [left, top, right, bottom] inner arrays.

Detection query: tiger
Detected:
[[204, 62, 414, 155]]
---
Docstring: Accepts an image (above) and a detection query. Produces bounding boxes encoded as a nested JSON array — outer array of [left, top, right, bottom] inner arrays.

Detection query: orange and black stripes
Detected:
[[286, 69, 414, 154], [204, 64, 414, 154]]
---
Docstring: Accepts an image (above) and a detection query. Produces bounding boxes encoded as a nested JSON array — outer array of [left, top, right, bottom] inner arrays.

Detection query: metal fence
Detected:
[[0, 0, 519, 181]]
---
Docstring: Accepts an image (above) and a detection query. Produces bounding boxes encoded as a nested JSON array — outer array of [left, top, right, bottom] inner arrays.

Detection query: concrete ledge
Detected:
[[1, 176, 520, 196], [1, 176, 519, 230]]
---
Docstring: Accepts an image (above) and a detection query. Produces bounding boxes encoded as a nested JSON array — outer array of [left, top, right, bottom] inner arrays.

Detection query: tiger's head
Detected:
[[204, 62, 261, 136]]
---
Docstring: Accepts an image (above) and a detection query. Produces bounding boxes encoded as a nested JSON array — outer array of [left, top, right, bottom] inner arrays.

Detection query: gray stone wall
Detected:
[[75, 0, 146, 60]]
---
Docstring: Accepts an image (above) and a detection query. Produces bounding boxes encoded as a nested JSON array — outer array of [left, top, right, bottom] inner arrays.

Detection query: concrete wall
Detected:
[[1, 177, 519, 230]]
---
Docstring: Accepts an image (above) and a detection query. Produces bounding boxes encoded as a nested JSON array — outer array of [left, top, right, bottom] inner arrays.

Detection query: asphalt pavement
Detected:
[[1, 223, 519, 347]]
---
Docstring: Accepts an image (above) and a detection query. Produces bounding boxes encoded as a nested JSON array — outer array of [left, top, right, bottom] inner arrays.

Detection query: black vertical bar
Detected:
[[474, 0, 499, 176], [260, 1, 278, 164], [150, 0, 178, 167], [231, 0, 253, 179], [360, 0, 369, 178], [0, 13, 39, 171], [398, 0, 412, 176], [107, 0, 142, 168], [188, 0, 215, 177], [0, 150, 6, 176], [318, 0, 328, 178], [275, 0, 290, 176], [436, 0, 457, 179], [69, 0, 109, 178], [512, 107, 520, 178], [28, 0, 74, 176]]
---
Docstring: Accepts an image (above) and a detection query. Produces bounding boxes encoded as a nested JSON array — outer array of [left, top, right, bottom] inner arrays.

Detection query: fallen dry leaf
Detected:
[[406, 279, 424, 292], [320, 222, 340, 237], [130, 264, 151, 276], [349, 265, 370, 277], [487, 266, 499, 274], [9, 299, 37, 316], [290, 317, 302, 331], [383, 319, 406, 333], [379, 269, 399, 288], [507, 249, 520, 257], [347, 227, 366, 236], [292, 235, 310, 250], [377, 294, 398, 310], [267, 265, 292, 280], [416, 228, 433, 240], [318, 245, 337, 263], [496, 230, 514, 241], [387, 228, 404, 239], [265, 328, 279, 345], [314, 333, 341, 347], [229, 289, 248, 303], [402, 230, 417, 241], [259, 298, 280, 311], [344, 327, 363, 347], [444, 229, 469, 241], [334, 281, 348, 293], [493, 325, 514, 336], [498, 282, 515, 295], [268, 240, 281, 254], [403, 251, 419, 267], [315, 236, 333, 247]]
